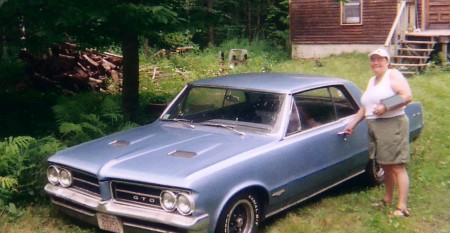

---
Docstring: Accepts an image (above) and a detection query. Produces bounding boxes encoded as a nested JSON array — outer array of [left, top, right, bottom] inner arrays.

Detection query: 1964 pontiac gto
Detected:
[[45, 73, 423, 233]]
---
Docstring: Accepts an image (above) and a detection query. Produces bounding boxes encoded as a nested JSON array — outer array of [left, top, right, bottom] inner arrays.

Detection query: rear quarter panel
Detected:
[[405, 102, 424, 141]]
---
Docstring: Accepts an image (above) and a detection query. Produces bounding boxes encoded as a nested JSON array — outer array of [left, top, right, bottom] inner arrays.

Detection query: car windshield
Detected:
[[161, 86, 285, 134]]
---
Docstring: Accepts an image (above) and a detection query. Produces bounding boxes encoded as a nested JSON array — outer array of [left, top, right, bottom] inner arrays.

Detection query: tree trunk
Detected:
[[0, 24, 4, 60], [121, 32, 140, 122], [256, 0, 261, 40], [207, 0, 215, 46], [247, 2, 252, 41]]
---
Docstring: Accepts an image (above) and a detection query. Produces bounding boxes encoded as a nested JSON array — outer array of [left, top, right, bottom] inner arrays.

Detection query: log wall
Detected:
[[290, 0, 398, 45]]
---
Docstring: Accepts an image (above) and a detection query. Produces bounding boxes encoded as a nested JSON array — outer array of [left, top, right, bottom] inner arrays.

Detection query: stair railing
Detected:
[[384, 0, 409, 56]]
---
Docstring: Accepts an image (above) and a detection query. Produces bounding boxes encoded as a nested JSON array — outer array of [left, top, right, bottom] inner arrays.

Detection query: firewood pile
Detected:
[[18, 43, 123, 94]]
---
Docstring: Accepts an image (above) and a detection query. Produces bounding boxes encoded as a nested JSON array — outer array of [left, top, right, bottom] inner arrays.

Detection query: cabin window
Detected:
[[341, 0, 362, 25]]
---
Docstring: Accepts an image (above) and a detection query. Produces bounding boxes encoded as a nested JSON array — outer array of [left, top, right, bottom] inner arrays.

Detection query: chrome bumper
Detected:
[[45, 184, 209, 233]]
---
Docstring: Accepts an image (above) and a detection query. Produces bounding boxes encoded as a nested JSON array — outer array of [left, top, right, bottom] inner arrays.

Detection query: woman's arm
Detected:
[[344, 107, 365, 135], [390, 69, 413, 105]]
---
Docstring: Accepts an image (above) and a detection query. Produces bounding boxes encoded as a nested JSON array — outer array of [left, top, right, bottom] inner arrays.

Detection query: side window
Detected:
[[329, 86, 358, 118], [341, 0, 362, 25], [289, 86, 357, 132], [295, 88, 333, 129]]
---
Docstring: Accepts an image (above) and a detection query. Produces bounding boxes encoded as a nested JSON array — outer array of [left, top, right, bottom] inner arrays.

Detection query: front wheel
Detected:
[[216, 192, 261, 233], [365, 158, 385, 186]]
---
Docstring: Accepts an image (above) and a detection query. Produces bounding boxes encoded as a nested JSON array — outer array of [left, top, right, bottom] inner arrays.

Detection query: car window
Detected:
[[163, 86, 285, 133], [184, 87, 227, 114], [286, 86, 357, 134]]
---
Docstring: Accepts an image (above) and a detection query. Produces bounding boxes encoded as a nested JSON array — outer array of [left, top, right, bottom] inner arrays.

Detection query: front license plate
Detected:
[[97, 213, 124, 233]]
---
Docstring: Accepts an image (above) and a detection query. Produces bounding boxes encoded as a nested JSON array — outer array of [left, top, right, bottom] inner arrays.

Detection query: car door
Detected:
[[267, 85, 368, 211]]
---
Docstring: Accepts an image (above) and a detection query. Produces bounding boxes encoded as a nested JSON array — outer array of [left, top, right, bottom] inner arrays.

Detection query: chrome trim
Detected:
[[272, 189, 285, 197], [45, 183, 209, 231], [266, 170, 365, 218], [111, 180, 191, 195], [122, 222, 175, 233], [73, 177, 100, 188], [51, 198, 96, 217]]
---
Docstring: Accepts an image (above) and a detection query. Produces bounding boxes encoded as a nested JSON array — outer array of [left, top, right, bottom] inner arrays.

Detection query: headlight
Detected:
[[47, 165, 60, 185], [59, 168, 73, 187], [176, 193, 195, 215], [160, 191, 177, 211]]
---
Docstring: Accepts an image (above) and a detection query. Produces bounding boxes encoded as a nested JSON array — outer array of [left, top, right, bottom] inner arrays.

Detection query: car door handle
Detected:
[[337, 131, 348, 141]]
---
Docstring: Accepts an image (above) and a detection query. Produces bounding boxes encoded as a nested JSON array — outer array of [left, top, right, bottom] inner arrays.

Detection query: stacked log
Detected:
[[18, 43, 123, 94]]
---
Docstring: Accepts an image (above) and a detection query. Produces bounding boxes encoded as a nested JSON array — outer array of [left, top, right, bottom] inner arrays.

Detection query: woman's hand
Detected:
[[344, 108, 366, 135], [343, 125, 354, 135], [373, 104, 387, 116]]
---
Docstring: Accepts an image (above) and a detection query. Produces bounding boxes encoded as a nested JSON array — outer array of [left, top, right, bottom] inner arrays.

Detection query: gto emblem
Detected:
[[133, 195, 156, 203]]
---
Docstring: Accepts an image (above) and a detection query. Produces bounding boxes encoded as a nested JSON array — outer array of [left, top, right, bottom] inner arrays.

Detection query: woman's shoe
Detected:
[[371, 199, 390, 207], [391, 208, 410, 217]]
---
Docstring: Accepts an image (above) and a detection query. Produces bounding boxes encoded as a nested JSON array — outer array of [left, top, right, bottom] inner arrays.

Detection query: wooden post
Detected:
[[421, 0, 426, 30], [439, 36, 449, 66]]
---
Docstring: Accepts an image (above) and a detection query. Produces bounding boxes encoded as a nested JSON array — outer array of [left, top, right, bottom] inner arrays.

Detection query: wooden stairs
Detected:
[[390, 35, 436, 76]]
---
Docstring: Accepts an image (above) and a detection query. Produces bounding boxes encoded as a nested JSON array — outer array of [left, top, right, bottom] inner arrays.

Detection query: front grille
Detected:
[[111, 181, 163, 209], [71, 169, 100, 195], [52, 165, 100, 196]]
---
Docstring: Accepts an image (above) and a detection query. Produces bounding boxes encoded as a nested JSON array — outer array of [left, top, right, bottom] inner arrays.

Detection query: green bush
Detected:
[[53, 94, 138, 146], [0, 136, 63, 208]]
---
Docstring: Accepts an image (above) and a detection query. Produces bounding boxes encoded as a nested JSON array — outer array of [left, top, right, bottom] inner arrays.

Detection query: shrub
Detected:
[[0, 136, 63, 208], [53, 94, 138, 146]]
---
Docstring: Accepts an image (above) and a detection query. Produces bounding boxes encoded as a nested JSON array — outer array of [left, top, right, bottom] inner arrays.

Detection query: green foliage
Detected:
[[156, 30, 196, 50], [0, 136, 63, 208], [53, 94, 138, 145], [264, 0, 290, 52]]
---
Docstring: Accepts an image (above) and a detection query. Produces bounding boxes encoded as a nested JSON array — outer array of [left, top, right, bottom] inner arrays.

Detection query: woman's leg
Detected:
[[381, 164, 395, 203], [391, 163, 409, 210]]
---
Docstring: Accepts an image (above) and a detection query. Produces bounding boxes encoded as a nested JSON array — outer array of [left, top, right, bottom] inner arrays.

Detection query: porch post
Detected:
[[421, 0, 426, 30], [439, 37, 449, 66]]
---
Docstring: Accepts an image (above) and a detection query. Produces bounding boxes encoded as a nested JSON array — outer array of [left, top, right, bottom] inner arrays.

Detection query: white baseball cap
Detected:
[[369, 48, 390, 60]]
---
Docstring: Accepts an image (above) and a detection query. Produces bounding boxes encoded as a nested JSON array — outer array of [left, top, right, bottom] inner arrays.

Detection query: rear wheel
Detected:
[[216, 192, 261, 233], [365, 158, 385, 185]]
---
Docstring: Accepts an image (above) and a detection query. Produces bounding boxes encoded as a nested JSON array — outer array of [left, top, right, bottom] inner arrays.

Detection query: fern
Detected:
[[59, 122, 83, 135], [1, 136, 35, 156], [0, 136, 63, 207], [0, 176, 18, 190], [100, 96, 123, 123]]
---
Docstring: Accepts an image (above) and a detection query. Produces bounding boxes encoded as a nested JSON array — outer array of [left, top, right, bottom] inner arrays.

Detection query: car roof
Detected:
[[189, 73, 349, 94]]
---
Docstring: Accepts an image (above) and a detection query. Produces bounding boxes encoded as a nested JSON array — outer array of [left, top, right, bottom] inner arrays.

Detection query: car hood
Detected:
[[49, 121, 276, 186]]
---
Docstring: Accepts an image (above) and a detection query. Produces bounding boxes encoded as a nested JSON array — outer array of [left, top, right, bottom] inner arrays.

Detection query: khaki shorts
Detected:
[[368, 115, 410, 165]]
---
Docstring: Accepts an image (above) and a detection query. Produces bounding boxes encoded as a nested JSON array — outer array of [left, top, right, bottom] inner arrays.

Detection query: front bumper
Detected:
[[45, 184, 209, 233]]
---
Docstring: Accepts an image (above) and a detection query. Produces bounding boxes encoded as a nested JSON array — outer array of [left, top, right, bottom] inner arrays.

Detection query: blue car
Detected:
[[45, 73, 423, 233]]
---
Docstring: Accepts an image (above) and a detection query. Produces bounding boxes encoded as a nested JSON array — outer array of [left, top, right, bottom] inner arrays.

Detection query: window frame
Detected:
[[340, 0, 363, 26], [285, 85, 359, 136]]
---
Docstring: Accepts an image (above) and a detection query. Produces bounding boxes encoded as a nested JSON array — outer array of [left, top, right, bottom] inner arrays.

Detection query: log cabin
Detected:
[[290, 0, 450, 75]]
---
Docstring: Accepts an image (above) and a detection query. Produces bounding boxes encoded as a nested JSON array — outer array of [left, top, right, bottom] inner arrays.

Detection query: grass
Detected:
[[1, 50, 449, 233]]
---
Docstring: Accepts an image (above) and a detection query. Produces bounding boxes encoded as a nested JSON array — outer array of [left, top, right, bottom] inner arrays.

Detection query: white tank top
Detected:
[[361, 69, 405, 119]]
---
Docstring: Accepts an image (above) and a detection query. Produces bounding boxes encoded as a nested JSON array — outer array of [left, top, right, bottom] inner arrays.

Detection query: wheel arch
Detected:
[[213, 184, 270, 232]]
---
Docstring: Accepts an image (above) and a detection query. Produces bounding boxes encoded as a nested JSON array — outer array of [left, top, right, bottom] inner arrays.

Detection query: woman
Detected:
[[344, 48, 413, 217]]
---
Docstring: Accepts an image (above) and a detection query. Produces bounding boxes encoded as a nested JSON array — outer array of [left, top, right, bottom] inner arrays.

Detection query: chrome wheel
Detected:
[[216, 192, 261, 233], [226, 199, 255, 233]]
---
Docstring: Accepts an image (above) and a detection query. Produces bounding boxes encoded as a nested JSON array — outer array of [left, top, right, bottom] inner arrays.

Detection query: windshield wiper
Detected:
[[201, 122, 245, 136], [164, 118, 195, 129]]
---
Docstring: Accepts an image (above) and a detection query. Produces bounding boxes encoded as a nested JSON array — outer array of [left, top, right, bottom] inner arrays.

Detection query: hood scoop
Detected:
[[108, 140, 130, 147], [168, 150, 197, 158]]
